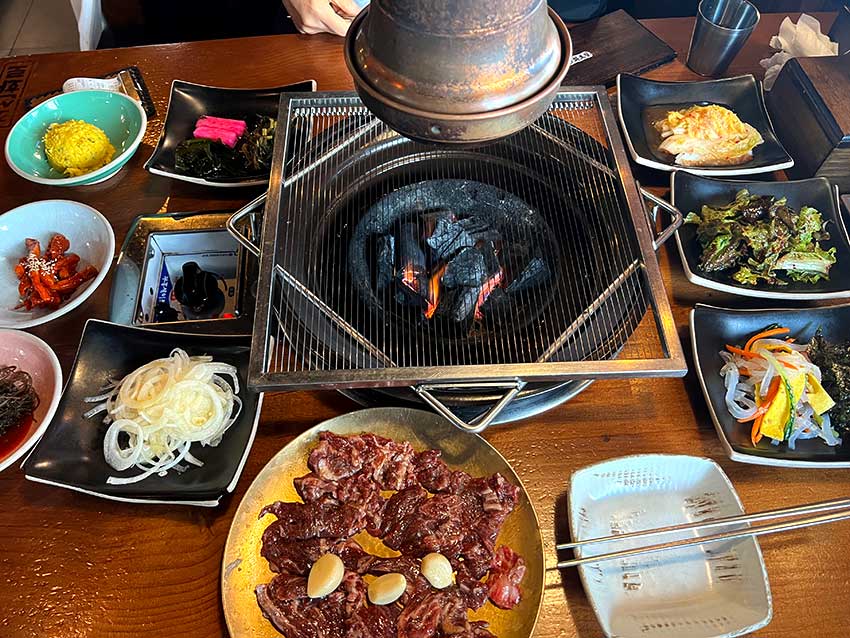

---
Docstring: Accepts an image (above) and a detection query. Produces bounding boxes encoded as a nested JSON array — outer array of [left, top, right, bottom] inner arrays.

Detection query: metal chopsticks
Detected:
[[556, 497, 850, 570]]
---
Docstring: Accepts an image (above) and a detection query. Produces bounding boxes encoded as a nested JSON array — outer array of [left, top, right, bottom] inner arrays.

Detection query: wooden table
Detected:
[[0, 12, 843, 638]]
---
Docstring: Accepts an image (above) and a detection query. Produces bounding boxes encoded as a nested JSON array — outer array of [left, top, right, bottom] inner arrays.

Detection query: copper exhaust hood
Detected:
[[344, 0, 573, 144]]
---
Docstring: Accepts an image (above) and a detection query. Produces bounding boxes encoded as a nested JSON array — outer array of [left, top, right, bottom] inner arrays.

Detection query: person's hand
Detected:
[[282, 0, 363, 36]]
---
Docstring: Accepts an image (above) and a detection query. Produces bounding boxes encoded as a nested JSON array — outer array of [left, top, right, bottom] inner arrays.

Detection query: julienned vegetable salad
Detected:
[[720, 326, 842, 449]]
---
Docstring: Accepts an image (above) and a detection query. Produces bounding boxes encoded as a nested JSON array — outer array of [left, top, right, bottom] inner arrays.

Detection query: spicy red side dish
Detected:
[[14, 234, 98, 310], [256, 432, 527, 638]]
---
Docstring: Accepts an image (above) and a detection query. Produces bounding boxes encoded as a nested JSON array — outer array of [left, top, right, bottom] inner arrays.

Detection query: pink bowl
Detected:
[[0, 330, 62, 472]]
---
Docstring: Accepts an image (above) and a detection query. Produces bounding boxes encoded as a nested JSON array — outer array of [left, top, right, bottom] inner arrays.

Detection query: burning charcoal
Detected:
[[474, 270, 504, 320], [447, 287, 480, 323], [479, 241, 501, 276], [442, 247, 487, 288], [457, 217, 501, 243], [506, 257, 550, 295], [478, 286, 508, 318], [426, 217, 475, 261], [396, 223, 427, 306], [421, 210, 456, 238], [424, 264, 447, 320], [375, 235, 395, 291]]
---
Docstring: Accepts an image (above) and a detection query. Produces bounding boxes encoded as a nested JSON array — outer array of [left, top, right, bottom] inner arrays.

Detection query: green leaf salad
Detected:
[[684, 189, 836, 286]]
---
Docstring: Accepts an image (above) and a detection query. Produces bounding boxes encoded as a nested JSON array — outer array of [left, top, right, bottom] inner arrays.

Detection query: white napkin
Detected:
[[760, 14, 839, 90], [68, 0, 107, 51]]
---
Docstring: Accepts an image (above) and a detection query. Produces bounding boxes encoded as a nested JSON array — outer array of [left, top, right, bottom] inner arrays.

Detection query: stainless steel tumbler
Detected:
[[687, 0, 760, 76]]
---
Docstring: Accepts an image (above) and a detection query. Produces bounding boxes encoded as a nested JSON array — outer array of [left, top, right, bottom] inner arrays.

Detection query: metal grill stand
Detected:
[[229, 89, 687, 431]]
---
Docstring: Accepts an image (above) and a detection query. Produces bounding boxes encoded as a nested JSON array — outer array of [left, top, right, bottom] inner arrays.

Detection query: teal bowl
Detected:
[[4, 90, 147, 186]]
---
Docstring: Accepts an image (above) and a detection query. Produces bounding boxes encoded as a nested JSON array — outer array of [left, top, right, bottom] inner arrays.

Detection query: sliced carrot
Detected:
[[738, 377, 782, 423], [764, 376, 782, 404], [726, 344, 761, 359], [738, 406, 764, 422], [751, 414, 764, 446], [744, 327, 791, 352]]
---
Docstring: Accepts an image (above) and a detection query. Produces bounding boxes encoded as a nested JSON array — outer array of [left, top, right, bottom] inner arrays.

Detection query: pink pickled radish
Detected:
[[196, 116, 246, 135], [193, 126, 239, 148]]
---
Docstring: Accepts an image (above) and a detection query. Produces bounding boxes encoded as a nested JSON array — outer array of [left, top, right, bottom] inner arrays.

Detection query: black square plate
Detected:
[[691, 303, 850, 468], [672, 171, 850, 300], [22, 320, 263, 505], [144, 79, 315, 187], [617, 73, 794, 176]]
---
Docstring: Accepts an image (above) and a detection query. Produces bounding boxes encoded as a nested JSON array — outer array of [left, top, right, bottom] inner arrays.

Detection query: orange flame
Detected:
[[424, 264, 447, 320], [401, 261, 417, 292], [474, 269, 504, 321]]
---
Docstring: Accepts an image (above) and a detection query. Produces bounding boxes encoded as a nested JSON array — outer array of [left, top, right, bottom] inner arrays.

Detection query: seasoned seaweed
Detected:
[[809, 331, 850, 435], [174, 114, 277, 179]]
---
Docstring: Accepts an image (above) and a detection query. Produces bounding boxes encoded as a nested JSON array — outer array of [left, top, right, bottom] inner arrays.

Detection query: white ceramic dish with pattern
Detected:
[[568, 454, 772, 638]]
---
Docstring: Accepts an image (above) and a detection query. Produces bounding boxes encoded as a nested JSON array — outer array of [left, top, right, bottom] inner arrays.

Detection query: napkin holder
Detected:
[[766, 54, 850, 192]]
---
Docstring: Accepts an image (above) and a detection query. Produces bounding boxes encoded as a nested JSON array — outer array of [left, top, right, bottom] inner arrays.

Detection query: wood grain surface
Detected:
[[0, 13, 845, 638]]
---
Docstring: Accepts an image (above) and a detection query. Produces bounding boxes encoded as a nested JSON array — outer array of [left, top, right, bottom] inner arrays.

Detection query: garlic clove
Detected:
[[421, 552, 454, 589], [368, 572, 407, 605], [307, 553, 345, 598]]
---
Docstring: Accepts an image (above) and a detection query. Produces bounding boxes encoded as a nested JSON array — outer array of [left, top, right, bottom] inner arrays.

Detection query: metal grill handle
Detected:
[[414, 380, 527, 433], [638, 186, 683, 251], [227, 192, 267, 258]]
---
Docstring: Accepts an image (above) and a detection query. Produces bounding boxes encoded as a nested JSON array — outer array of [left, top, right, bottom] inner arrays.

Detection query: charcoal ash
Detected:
[[506, 257, 550, 295], [421, 210, 457, 238], [457, 217, 501, 244], [375, 235, 395, 291], [426, 216, 476, 261]]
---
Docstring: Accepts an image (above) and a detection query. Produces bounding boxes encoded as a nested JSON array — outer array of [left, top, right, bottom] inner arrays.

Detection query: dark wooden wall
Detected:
[[98, 0, 846, 47]]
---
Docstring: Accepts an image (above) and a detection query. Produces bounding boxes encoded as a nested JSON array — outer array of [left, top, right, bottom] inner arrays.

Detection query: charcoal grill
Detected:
[[228, 89, 687, 431]]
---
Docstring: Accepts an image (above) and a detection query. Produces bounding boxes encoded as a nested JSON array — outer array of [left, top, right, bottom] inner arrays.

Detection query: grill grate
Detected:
[[248, 90, 685, 391]]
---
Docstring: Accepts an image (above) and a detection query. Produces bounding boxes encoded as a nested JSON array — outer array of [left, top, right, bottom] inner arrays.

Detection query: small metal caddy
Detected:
[[228, 89, 687, 431], [111, 210, 259, 335]]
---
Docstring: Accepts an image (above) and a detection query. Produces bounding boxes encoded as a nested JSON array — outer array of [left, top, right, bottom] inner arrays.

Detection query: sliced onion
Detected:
[[103, 419, 145, 471], [86, 349, 241, 484]]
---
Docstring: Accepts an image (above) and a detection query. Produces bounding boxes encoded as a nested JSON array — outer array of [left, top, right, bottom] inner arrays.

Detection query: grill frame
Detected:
[[247, 89, 686, 392]]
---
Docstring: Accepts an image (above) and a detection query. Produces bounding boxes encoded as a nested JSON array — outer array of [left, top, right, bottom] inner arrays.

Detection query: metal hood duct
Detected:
[[344, 0, 572, 144]]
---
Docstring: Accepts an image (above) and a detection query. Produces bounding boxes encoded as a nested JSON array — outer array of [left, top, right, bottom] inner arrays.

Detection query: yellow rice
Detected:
[[43, 120, 116, 177]]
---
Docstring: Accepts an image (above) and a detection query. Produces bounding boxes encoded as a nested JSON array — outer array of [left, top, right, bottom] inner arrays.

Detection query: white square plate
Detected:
[[568, 454, 772, 638]]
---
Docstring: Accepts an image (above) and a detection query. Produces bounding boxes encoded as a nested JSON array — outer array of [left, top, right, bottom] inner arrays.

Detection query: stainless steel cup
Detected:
[[687, 0, 760, 76]]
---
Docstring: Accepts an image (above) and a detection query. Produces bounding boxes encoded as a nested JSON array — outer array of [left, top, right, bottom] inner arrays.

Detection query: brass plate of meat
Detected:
[[221, 407, 544, 638]]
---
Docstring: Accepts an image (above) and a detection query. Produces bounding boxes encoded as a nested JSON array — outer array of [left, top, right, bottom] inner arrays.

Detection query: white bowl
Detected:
[[0, 200, 115, 328], [0, 330, 62, 473], [568, 454, 772, 638]]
